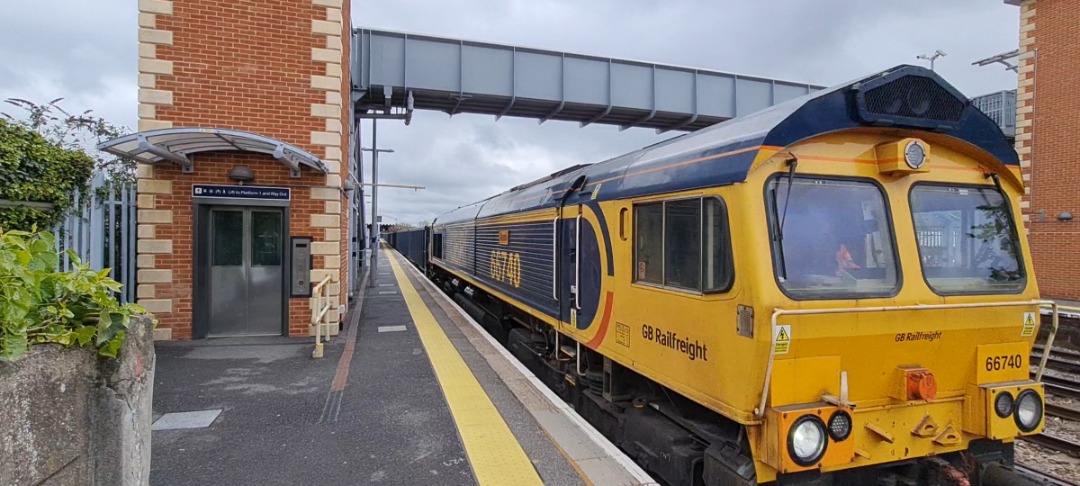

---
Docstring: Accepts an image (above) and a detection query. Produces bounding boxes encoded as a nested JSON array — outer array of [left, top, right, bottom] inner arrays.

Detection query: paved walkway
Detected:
[[151, 248, 644, 485]]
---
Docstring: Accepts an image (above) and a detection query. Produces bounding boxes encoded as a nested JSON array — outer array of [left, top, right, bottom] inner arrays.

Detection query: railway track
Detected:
[[1030, 345, 1080, 399], [1014, 464, 1077, 486], [1033, 345, 1080, 359], [1020, 432, 1080, 458], [1020, 347, 1080, 485], [1032, 349, 1080, 375], [1016, 400, 1080, 484], [1047, 403, 1080, 422], [1038, 375, 1080, 399]]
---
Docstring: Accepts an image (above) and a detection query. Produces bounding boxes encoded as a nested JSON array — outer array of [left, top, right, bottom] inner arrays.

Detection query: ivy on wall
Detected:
[[0, 118, 94, 230]]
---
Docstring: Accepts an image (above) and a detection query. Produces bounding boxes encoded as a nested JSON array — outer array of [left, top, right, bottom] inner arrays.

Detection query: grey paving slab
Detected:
[[529, 409, 606, 461], [577, 457, 643, 486], [152, 410, 222, 430]]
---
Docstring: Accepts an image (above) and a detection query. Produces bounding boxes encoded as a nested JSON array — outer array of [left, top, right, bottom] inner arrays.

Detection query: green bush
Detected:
[[0, 228, 145, 361], [0, 118, 95, 230]]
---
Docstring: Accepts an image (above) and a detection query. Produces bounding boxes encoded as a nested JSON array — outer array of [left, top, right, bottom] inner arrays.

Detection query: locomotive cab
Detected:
[[420, 65, 1056, 486], [737, 69, 1048, 484]]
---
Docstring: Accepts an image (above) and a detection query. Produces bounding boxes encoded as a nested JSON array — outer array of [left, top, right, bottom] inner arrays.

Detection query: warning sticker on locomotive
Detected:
[[615, 322, 630, 347], [1021, 312, 1037, 337], [773, 325, 791, 355]]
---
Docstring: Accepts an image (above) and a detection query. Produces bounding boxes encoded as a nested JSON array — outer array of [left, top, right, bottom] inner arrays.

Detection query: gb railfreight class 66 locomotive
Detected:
[[388, 65, 1059, 486]]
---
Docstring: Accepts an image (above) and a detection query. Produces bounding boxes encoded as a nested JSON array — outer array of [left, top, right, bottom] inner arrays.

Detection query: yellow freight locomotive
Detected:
[[394, 65, 1058, 485]]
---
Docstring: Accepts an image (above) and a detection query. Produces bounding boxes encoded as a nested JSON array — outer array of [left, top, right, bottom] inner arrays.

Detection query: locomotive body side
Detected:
[[406, 65, 1047, 485]]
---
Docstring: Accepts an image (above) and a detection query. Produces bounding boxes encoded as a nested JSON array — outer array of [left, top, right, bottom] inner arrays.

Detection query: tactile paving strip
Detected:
[[386, 250, 543, 486]]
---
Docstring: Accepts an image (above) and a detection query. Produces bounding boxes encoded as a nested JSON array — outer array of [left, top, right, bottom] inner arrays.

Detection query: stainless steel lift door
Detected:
[[208, 208, 284, 336]]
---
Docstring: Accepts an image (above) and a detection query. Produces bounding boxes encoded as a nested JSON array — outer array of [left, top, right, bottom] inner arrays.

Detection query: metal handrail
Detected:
[[754, 299, 1059, 419], [311, 275, 334, 359], [1034, 303, 1070, 382]]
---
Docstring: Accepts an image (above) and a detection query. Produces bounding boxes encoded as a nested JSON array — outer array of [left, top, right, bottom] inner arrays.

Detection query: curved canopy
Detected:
[[97, 127, 328, 177]]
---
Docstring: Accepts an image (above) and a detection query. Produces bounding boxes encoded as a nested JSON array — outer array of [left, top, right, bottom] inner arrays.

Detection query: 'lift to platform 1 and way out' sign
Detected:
[[192, 185, 291, 201]]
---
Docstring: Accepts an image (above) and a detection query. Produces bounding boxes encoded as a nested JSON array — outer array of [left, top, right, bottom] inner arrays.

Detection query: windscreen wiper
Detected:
[[775, 156, 798, 280], [778, 156, 799, 242]]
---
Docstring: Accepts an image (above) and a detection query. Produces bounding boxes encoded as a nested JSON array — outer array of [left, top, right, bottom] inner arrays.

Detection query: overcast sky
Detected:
[[0, 1, 1021, 225]]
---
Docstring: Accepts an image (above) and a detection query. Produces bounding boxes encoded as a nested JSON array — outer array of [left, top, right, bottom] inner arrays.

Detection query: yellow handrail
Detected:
[[1034, 302, 1073, 382], [311, 275, 334, 359]]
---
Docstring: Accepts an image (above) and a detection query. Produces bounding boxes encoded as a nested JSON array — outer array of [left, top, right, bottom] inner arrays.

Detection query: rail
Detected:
[[1014, 464, 1076, 486], [311, 275, 334, 359], [755, 300, 1059, 419], [1020, 432, 1080, 458]]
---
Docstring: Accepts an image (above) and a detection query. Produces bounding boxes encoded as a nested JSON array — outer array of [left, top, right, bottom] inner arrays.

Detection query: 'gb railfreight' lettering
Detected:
[[642, 324, 708, 361]]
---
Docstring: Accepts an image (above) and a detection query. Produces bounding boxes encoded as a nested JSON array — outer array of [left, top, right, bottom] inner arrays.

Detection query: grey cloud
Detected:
[[0, 1, 1021, 227], [0, 0, 137, 132], [364, 111, 670, 224], [0, 1, 136, 106], [357, 0, 1020, 225]]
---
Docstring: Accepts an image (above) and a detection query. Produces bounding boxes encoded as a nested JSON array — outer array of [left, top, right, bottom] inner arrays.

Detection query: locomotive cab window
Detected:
[[910, 184, 1025, 294], [767, 176, 899, 299], [633, 197, 733, 293]]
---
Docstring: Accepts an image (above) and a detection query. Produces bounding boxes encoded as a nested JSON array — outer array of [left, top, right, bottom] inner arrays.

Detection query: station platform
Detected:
[[150, 246, 654, 485]]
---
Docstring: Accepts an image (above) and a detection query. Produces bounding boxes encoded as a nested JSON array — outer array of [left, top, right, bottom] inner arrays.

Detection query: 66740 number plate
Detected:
[[976, 343, 1028, 384]]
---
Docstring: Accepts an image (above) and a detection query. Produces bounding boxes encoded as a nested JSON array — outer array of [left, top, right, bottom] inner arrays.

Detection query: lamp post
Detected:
[[361, 119, 395, 257], [917, 50, 947, 71]]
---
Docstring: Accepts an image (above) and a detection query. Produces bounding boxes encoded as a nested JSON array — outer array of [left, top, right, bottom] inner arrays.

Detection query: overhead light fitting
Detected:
[[228, 166, 255, 184]]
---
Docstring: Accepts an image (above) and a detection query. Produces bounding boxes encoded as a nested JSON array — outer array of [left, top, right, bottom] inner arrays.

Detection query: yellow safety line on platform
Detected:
[[385, 249, 544, 486]]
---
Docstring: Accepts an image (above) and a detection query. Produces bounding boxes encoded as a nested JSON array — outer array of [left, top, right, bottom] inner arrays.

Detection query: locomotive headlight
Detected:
[[827, 410, 853, 441], [1014, 390, 1043, 433], [788, 416, 828, 466], [994, 391, 1014, 418]]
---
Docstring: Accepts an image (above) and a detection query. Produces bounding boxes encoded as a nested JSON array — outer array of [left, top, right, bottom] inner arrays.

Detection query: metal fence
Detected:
[[53, 173, 138, 304]]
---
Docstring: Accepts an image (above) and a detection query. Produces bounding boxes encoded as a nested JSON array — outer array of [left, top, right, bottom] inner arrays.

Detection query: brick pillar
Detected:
[[1016, 0, 1080, 300], [135, 0, 352, 339], [1015, 0, 1035, 223]]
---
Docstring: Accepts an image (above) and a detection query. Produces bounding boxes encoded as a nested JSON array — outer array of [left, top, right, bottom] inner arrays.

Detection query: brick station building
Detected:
[[1008, 0, 1080, 301], [102, 0, 357, 339]]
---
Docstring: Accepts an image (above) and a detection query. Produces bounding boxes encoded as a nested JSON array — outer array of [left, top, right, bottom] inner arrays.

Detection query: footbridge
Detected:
[[351, 29, 824, 132]]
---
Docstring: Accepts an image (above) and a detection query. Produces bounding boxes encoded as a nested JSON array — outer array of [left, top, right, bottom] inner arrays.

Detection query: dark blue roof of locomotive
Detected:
[[435, 65, 1017, 226]]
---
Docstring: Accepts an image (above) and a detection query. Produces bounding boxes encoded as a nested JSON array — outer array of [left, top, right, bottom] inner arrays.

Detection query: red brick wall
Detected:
[[139, 0, 351, 338], [151, 153, 326, 338], [155, 1, 323, 138], [338, 0, 352, 310], [1023, 0, 1080, 300]]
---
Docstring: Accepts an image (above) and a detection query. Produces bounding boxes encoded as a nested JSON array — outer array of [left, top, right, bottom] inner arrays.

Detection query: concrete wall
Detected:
[[0, 316, 155, 485]]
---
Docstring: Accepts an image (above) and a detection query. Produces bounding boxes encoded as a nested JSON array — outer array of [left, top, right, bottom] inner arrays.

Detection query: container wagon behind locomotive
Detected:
[[391, 65, 1059, 486]]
